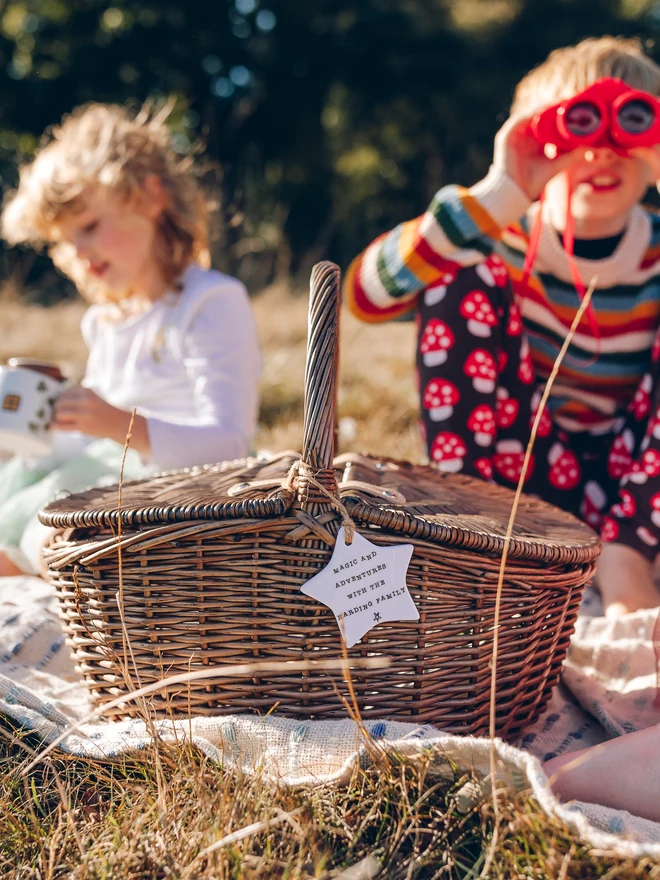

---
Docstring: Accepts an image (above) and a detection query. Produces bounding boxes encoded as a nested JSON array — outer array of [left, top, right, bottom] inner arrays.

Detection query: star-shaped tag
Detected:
[[300, 527, 418, 648]]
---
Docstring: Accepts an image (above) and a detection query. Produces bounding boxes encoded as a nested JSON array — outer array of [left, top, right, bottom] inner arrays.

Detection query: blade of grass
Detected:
[[21, 656, 390, 776], [481, 276, 597, 878]]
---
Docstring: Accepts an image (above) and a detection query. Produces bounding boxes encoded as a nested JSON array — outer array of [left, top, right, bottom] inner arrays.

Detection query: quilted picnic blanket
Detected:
[[1, 575, 659, 860]]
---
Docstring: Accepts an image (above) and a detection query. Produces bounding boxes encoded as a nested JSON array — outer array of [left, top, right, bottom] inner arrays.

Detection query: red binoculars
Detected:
[[530, 77, 660, 155]]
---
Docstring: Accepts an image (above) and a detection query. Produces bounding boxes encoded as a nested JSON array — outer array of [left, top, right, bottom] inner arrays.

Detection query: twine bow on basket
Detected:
[[283, 459, 356, 545]]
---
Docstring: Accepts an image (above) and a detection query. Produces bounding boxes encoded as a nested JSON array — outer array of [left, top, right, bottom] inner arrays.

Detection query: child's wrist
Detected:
[[469, 166, 532, 231]]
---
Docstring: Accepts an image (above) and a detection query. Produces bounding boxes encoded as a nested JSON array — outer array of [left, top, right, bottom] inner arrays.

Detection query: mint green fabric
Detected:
[[0, 440, 145, 573]]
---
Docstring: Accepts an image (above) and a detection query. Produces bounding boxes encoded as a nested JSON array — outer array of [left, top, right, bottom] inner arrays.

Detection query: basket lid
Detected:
[[40, 449, 600, 565], [40, 261, 600, 566]]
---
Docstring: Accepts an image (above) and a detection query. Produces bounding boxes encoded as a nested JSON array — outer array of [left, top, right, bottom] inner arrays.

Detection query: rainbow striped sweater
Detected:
[[344, 167, 660, 433]]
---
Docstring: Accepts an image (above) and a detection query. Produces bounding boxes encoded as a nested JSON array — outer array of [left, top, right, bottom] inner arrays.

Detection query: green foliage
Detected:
[[0, 0, 658, 297]]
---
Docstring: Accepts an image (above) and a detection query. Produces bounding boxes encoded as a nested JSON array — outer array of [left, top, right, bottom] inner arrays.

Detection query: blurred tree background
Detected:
[[0, 0, 659, 300]]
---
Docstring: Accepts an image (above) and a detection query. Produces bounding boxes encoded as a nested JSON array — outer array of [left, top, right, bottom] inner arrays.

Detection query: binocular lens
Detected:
[[563, 102, 602, 136], [617, 99, 655, 134]]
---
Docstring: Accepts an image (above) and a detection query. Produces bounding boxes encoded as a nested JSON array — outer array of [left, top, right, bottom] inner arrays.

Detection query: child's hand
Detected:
[[52, 386, 124, 438], [52, 386, 150, 455], [629, 145, 660, 184], [493, 114, 588, 200]]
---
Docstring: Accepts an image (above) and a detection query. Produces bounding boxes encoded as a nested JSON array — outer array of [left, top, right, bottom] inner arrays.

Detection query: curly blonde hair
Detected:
[[1, 102, 210, 303], [512, 36, 660, 118]]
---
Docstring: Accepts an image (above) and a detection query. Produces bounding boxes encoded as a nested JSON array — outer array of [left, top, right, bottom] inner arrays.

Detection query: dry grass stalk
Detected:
[[331, 855, 382, 879], [115, 407, 141, 695], [481, 276, 597, 878], [112, 406, 171, 814], [21, 656, 390, 776], [188, 807, 303, 867], [6, 731, 655, 879]]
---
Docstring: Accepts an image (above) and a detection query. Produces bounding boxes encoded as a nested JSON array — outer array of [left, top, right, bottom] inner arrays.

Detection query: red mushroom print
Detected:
[[641, 449, 660, 478], [495, 393, 520, 429], [419, 319, 455, 367], [518, 358, 534, 385], [422, 379, 460, 422], [475, 457, 493, 480], [637, 526, 658, 547], [463, 349, 497, 394], [652, 330, 660, 363], [629, 374, 652, 421], [626, 461, 647, 485], [496, 348, 508, 372], [624, 450, 660, 485], [506, 303, 523, 337], [517, 337, 535, 385], [424, 284, 446, 307], [424, 268, 458, 306], [580, 480, 607, 529], [611, 489, 636, 519], [487, 254, 509, 287], [475, 262, 496, 287], [467, 403, 496, 447], [600, 517, 620, 543], [492, 439, 533, 484], [651, 493, 660, 528], [459, 291, 498, 338], [476, 255, 508, 288], [530, 389, 552, 438], [529, 406, 552, 437], [547, 442, 581, 490], [607, 429, 634, 479], [430, 431, 467, 472]]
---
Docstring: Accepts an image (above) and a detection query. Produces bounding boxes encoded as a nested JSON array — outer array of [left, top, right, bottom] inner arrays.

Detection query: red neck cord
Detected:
[[522, 189, 545, 287], [522, 184, 601, 367]]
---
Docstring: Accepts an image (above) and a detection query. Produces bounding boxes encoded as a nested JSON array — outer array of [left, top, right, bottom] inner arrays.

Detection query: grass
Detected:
[[3, 729, 659, 880], [1, 283, 659, 877]]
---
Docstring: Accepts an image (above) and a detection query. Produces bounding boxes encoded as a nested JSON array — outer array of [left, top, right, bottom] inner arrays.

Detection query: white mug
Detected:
[[0, 359, 68, 458]]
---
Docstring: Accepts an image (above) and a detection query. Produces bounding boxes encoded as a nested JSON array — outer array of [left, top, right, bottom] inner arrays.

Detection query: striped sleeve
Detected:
[[344, 167, 531, 322]]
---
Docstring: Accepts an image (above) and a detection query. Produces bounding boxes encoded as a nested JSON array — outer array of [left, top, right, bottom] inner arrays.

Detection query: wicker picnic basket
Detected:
[[40, 262, 601, 735]]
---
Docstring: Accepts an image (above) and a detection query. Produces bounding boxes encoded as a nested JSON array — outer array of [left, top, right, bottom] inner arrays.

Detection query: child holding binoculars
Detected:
[[0, 102, 261, 576], [346, 35, 660, 620]]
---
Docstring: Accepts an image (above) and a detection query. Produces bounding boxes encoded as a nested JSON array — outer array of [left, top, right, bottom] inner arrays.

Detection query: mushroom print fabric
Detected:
[[417, 264, 660, 561]]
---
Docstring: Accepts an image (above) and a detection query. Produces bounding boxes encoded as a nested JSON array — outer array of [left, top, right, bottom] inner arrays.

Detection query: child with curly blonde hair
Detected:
[[346, 36, 660, 619], [0, 102, 261, 575]]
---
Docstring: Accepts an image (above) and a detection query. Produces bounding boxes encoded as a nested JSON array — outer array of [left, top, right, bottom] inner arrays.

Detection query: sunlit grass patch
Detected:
[[2, 728, 658, 878]]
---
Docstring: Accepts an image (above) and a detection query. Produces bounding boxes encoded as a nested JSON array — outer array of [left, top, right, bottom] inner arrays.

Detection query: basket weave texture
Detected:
[[41, 262, 600, 736]]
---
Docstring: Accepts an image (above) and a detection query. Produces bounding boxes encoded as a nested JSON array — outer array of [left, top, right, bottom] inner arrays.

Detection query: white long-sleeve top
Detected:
[[78, 264, 261, 471]]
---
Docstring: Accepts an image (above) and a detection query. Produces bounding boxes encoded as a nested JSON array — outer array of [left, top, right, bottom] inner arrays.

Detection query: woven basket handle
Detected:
[[298, 261, 341, 511]]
